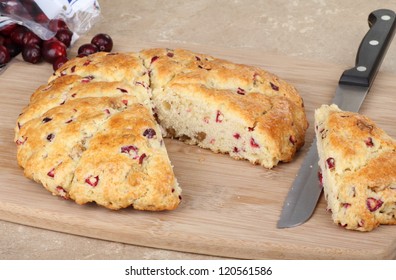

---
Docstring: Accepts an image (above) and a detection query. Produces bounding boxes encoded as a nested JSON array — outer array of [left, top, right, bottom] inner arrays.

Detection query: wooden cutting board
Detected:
[[1, 39, 395, 259]]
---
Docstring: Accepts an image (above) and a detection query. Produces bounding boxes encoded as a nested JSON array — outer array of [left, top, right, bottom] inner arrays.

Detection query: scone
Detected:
[[15, 48, 308, 210], [15, 53, 181, 211], [315, 104, 396, 231], [139, 48, 308, 168]]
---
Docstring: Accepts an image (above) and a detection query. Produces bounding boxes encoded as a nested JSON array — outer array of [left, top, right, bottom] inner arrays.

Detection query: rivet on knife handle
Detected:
[[339, 9, 396, 87], [277, 9, 396, 229]]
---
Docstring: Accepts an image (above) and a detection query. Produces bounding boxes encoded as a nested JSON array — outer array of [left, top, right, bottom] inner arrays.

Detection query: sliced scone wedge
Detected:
[[315, 104, 396, 231]]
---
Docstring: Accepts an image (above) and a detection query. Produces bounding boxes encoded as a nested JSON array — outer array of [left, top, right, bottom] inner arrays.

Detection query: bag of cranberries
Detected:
[[0, 0, 101, 41]]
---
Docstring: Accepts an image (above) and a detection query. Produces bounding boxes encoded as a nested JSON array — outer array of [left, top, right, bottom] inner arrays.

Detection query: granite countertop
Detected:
[[1, 0, 396, 260]]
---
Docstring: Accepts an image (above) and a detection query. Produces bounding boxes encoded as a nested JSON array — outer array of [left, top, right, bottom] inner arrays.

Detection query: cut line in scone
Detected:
[[14, 48, 308, 211], [315, 104, 396, 231]]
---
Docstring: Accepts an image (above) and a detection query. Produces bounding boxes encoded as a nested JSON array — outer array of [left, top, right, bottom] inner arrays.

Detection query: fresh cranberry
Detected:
[[91, 33, 113, 52], [42, 40, 67, 63], [3, 37, 21, 57], [0, 45, 11, 64], [78, 43, 98, 56], [143, 128, 156, 139], [0, 23, 18, 36], [10, 26, 28, 46], [22, 31, 41, 46], [55, 29, 73, 48], [53, 56, 68, 71], [35, 13, 49, 24], [85, 175, 99, 187], [366, 197, 383, 212], [326, 157, 335, 170], [22, 44, 42, 64], [48, 19, 69, 32]]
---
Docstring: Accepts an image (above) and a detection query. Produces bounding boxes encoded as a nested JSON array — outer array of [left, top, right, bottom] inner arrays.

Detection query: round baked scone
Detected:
[[139, 48, 308, 168], [15, 48, 308, 210], [315, 104, 396, 231]]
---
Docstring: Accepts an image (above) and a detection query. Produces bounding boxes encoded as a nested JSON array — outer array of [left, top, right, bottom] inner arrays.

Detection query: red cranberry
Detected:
[[47, 168, 55, 178], [53, 56, 68, 71], [0, 45, 11, 64], [56, 186, 69, 199], [48, 19, 69, 32], [233, 133, 241, 139], [46, 133, 55, 142], [364, 137, 374, 147], [318, 170, 323, 186], [289, 135, 297, 145], [270, 82, 279, 91], [366, 197, 383, 212], [91, 33, 113, 52], [42, 40, 67, 63], [3, 37, 22, 57], [10, 26, 28, 46], [138, 153, 147, 164], [121, 145, 139, 159], [22, 44, 42, 64], [0, 23, 18, 36], [216, 110, 223, 123], [85, 175, 99, 187], [55, 29, 73, 48], [35, 13, 49, 24], [326, 157, 335, 170], [0, 35, 5, 46], [250, 137, 260, 148], [143, 128, 156, 139], [117, 87, 128, 93], [22, 31, 42, 46], [341, 203, 351, 208], [237, 87, 245, 95], [151, 56, 159, 64], [78, 43, 98, 56]]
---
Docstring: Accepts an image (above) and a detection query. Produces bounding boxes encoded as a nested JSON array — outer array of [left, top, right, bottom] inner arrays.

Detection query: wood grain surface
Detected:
[[0, 39, 395, 259]]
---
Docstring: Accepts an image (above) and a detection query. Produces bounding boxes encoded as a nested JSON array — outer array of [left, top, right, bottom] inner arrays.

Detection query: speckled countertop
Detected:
[[1, 0, 396, 260]]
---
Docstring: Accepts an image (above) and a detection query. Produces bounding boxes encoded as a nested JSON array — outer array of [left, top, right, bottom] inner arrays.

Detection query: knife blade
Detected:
[[277, 9, 396, 228]]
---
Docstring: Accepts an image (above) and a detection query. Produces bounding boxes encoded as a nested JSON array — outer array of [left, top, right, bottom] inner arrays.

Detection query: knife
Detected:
[[277, 9, 396, 228]]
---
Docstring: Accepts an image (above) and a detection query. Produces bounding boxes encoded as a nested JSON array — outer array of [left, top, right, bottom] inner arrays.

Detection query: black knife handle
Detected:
[[339, 9, 396, 87]]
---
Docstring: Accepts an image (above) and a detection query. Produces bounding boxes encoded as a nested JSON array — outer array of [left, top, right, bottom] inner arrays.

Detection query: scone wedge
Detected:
[[315, 104, 396, 231]]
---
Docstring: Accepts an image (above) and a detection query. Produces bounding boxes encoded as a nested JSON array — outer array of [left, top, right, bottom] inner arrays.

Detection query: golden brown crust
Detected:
[[315, 104, 396, 231]]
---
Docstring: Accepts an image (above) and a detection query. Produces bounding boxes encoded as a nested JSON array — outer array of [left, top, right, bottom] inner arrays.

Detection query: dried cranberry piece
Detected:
[[71, 65, 76, 72], [364, 137, 374, 147], [81, 75, 94, 83], [104, 109, 111, 115], [341, 203, 351, 208], [138, 153, 147, 164], [318, 170, 323, 186], [270, 82, 279, 91], [47, 168, 55, 178], [16, 136, 28, 145], [42, 117, 52, 123], [83, 60, 91, 66], [237, 87, 245, 95], [366, 197, 383, 212], [233, 133, 241, 139], [250, 138, 260, 148], [85, 175, 99, 187], [47, 133, 55, 142], [121, 145, 139, 159], [56, 186, 69, 199], [233, 147, 239, 153], [289, 135, 296, 145], [122, 99, 128, 106], [117, 87, 128, 93], [216, 110, 223, 123], [151, 56, 159, 64], [143, 128, 156, 139], [167, 52, 174, 58], [326, 157, 335, 170]]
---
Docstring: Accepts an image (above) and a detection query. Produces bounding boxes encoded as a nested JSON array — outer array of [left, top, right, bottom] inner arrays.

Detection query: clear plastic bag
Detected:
[[0, 0, 101, 41]]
